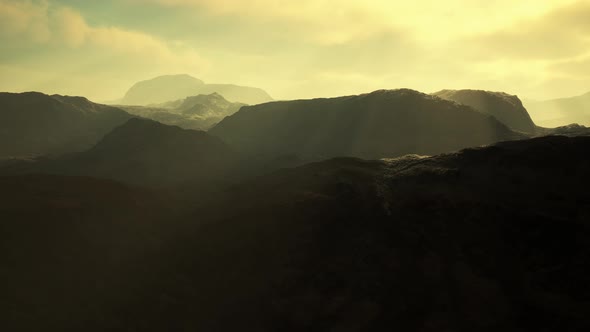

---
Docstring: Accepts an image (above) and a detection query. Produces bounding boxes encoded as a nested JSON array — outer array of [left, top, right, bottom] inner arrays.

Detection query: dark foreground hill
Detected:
[[0, 118, 302, 188], [0, 92, 132, 158], [210, 89, 525, 160], [0, 174, 173, 332], [433, 89, 536, 134], [52, 118, 237, 186], [1, 135, 589, 331], [120, 74, 273, 105]]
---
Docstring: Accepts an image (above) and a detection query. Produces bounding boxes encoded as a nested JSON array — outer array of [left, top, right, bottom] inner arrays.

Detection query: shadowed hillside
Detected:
[[1, 136, 588, 331], [0, 92, 132, 158], [433, 89, 536, 134], [0, 118, 306, 188], [210, 89, 524, 160], [0, 174, 172, 332], [121, 74, 273, 105], [63, 118, 237, 186], [0, 118, 238, 187]]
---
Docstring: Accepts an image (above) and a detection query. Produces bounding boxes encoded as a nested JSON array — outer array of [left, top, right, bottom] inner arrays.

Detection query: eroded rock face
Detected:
[[433, 89, 536, 134]]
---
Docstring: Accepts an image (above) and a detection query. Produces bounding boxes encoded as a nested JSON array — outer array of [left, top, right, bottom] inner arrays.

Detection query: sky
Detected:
[[1, 0, 590, 102]]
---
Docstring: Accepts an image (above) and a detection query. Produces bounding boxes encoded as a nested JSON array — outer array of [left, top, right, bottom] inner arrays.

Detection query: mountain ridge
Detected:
[[210, 89, 524, 160], [118, 92, 245, 130], [524, 91, 590, 127], [120, 74, 273, 105], [432, 89, 536, 134], [0, 91, 133, 158], [61, 118, 237, 186]]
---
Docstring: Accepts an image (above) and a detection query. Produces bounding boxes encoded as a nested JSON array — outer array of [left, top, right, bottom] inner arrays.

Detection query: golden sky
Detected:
[[1, 0, 589, 101]]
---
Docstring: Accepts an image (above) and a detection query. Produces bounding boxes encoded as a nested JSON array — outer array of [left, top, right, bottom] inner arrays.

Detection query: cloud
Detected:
[[0, 0, 51, 43], [465, 1, 590, 60], [0, 0, 208, 67], [0, 0, 209, 100], [2, 0, 589, 102], [139, 0, 577, 44], [549, 54, 590, 78], [52, 7, 87, 47]]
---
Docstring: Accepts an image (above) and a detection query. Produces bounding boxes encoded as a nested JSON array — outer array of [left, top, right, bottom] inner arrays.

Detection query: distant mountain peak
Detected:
[[140, 74, 204, 84], [524, 91, 590, 128], [207, 92, 223, 98], [120, 74, 272, 106]]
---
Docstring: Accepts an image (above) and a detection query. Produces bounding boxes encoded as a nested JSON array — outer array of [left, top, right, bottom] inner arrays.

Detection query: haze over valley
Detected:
[[1, 1, 589, 331]]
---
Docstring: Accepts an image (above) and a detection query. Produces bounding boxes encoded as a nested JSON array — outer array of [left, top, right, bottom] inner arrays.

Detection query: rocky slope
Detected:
[[210, 89, 524, 160], [433, 89, 536, 134], [0, 92, 132, 158]]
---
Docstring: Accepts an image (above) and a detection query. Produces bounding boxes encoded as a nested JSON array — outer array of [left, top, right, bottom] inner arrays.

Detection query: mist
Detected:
[[1, 1, 590, 331], [2, 0, 590, 104]]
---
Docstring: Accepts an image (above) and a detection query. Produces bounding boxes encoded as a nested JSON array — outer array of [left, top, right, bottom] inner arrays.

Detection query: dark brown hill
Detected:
[[210, 89, 524, 160]]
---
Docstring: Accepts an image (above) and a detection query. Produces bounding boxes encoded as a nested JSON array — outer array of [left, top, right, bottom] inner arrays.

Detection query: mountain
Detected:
[[433, 89, 536, 133], [6, 118, 238, 186], [118, 93, 244, 130], [190, 84, 273, 105], [173, 92, 245, 115], [209, 89, 524, 160], [68, 118, 237, 186], [2, 135, 589, 331], [120, 74, 205, 105], [0, 174, 172, 332], [536, 123, 590, 137], [120, 74, 273, 105], [524, 91, 590, 127], [0, 92, 133, 158], [0, 117, 304, 187]]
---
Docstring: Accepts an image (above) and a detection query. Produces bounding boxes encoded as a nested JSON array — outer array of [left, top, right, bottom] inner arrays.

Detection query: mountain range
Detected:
[[0, 92, 132, 159], [210, 89, 524, 161], [117, 92, 244, 130], [120, 74, 273, 105], [524, 91, 590, 127], [1, 83, 590, 330], [2, 88, 586, 185], [1, 118, 238, 187]]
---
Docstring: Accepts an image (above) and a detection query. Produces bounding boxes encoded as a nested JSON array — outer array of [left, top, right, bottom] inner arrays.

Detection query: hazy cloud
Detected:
[[0, 0, 51, 43], [466, 1, 590, 60], [0, 0, 209, 100], [549, 54, 590, 78], [1, 0, 590, 101]]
